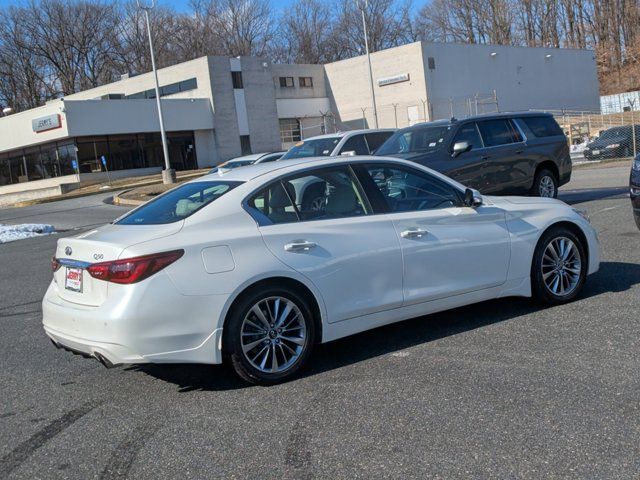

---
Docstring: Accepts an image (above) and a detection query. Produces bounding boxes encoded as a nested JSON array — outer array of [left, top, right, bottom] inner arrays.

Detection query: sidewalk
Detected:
[[5, 169, 209, 208]]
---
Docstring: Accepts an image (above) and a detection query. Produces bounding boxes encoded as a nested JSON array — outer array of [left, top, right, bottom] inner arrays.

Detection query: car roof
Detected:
[[195, 155, 443, 183], [301, 128, 396, 141], [400, 111, 555, 131]]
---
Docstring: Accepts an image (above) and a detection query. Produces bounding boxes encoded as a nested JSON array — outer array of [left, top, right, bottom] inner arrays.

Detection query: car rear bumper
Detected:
[[42, 275, 228, 366]]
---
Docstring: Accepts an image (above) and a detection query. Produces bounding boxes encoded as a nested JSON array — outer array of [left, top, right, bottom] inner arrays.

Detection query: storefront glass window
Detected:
[[77, 136, 108, 173]]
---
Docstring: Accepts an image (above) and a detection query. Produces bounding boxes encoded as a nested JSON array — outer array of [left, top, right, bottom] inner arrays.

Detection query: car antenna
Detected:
[[450, 116, 458, 123]]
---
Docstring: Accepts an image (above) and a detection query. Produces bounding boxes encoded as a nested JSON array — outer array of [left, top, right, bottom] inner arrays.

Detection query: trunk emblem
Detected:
[[93, 253, 104, 260], [65, 246, 72, 256]]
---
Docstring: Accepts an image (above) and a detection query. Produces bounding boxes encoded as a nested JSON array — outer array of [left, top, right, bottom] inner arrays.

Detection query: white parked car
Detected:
[[43, 157, 600, 384], [209, 151, 285, 173], [280, 129, 395, 160]]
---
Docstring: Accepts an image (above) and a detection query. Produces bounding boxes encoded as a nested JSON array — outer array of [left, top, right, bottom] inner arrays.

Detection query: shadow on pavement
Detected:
[[128, 261, 640, 392], [560, 186, 628, 204]]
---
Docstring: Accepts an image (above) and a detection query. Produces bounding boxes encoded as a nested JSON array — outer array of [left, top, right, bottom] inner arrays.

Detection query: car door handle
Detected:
[[400, 228, 429, 239], [284, 241, 317, 253], [481, 155, 491, 161], [515, 149, 524, 154]]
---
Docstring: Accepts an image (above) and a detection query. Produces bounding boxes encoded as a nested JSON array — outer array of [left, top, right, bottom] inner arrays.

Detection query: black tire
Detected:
[[223, 285, 316, 385], [531, 226, 587, 305], [530, 168, 558, 198]]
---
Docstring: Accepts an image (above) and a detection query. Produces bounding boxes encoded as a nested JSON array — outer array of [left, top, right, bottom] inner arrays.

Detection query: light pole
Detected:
[[137, 0, 175, 184], [355, 0, 378, 129]]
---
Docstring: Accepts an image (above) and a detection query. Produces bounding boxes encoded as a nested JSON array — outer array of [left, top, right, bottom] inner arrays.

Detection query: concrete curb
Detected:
[[112, 190, 146, 207], [6, 171, 207, 208]]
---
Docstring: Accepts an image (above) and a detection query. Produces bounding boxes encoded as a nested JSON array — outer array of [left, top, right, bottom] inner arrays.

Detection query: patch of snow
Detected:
[[0, 224, 56, 244]]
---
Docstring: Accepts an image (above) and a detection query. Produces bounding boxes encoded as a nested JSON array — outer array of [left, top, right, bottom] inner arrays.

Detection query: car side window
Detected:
[[282, 166, 370, 221], [452, 123, 483, 151], [248, 181, 299, 224], [477, 119, 522, 147], [361, 164, 463, 212], [340, 135, 369, 155], [365, 132, 393, 153]]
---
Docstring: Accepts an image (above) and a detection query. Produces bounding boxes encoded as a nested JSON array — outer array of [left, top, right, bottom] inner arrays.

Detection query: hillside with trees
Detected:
[[1, 0, 638, 112]]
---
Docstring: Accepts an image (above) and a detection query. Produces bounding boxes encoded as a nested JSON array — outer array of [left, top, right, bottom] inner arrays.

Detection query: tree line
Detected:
[[1, 0, 638, 113]]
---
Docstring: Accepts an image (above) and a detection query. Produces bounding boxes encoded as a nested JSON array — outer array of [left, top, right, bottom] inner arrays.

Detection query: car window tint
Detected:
[[281, 166, 369, 221], [363, 164, 462, 212], [376, 126, 451, 155], [517, 116, 564, 137], [477, 119, 521, 147], [365, 132, 394, 153], [248, 181, 299, 224], [117, 181, 241, 225], [340, 135, 369, 155], [452, 123, 483, 150]]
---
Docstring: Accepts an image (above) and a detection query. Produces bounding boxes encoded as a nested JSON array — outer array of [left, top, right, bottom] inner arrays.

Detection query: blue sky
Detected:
[[0, 0, 298, 12]]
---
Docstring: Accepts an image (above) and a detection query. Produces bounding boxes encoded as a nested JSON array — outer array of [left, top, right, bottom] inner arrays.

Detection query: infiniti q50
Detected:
[[43, 157, 599, 384]]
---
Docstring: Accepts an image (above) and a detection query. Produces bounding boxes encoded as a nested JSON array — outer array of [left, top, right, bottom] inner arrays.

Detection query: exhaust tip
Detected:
[[93, 352, 116, 369]]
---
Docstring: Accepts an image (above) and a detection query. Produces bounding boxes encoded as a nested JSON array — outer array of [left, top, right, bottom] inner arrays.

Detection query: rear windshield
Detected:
[[116, 181, 242, 225], [281, 137, 341, 159]]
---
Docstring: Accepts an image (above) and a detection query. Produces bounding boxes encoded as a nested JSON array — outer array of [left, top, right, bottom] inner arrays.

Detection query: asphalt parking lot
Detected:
[[1, 165, 638, 479]]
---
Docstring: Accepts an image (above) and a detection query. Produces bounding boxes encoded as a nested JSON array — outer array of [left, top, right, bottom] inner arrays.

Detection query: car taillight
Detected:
[[87, 249, 184, 284], [52, 256, 61, 272]]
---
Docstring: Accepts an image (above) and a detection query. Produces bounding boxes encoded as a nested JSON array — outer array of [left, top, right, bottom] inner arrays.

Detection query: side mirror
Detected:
[[464, 188, 483, 208], [452, 141, 471, 158], [340, 150, 356, 157]]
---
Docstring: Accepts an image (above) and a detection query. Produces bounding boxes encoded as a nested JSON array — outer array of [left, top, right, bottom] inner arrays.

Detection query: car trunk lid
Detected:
[[54, 222, 182, 306]]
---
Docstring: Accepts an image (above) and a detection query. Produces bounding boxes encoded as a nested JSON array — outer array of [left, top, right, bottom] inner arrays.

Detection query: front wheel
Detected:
[[531, 227, 587, 305], [224, 286, 316, 385], [531, 169, 558, 198]]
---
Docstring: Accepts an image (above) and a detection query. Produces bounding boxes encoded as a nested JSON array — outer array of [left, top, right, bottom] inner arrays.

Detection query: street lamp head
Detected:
[[136, 0, 156, 10]]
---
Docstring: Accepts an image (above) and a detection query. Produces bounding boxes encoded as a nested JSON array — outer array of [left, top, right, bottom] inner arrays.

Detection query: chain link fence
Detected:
[[543, 110, 640, 163]]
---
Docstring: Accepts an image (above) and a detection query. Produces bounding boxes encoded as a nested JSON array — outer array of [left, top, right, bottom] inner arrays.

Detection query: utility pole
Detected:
[[137, 0, 175, 184], [356, 0, 378, 128], [392, 103, 399, 128]]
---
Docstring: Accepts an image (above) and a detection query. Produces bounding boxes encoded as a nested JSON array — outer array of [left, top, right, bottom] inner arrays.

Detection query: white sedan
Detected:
[[43, 157, 599, 384]]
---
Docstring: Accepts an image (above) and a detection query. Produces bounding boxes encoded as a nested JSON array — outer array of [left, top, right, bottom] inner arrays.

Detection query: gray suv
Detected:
[[376, 112, 571, 197]]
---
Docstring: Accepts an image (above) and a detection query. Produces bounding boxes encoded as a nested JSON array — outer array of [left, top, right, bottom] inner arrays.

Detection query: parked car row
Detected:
[[42, 111, 592, 384], [212, 112, 571, 199]]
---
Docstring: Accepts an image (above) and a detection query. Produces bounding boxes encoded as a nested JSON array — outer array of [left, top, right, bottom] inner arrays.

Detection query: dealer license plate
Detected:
[[65, 267, 83, 292]]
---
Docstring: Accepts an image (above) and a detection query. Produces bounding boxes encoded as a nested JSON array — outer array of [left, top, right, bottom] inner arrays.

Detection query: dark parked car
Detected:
[[584, 125, 640, 160], [631, 154, 640, 229], [375, 112, 571, 197]]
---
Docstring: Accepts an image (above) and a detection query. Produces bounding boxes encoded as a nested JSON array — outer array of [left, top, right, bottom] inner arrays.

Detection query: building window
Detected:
[[279, 118, 301, 144], [232, 71, 244, 89], [126, 78, 198, 99], [299, 77, 313, 88], [240, 135, 252, 155], [279, 76, 294, 88]]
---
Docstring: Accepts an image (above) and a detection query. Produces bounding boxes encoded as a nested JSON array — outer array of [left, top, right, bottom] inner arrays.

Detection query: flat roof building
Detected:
[[0, 41, 599, 198]]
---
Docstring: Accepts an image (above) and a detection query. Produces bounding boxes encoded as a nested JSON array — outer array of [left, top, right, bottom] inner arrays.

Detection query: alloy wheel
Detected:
[[541, 237, 582, 296], [240, 296, 307, 373], [539, 175, 556, 198]]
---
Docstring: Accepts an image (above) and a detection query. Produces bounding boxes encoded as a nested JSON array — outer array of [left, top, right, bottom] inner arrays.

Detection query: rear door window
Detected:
[[477, 119, 522, 147], [517, 116, 564, 137], [116, 181, 241, 225]]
